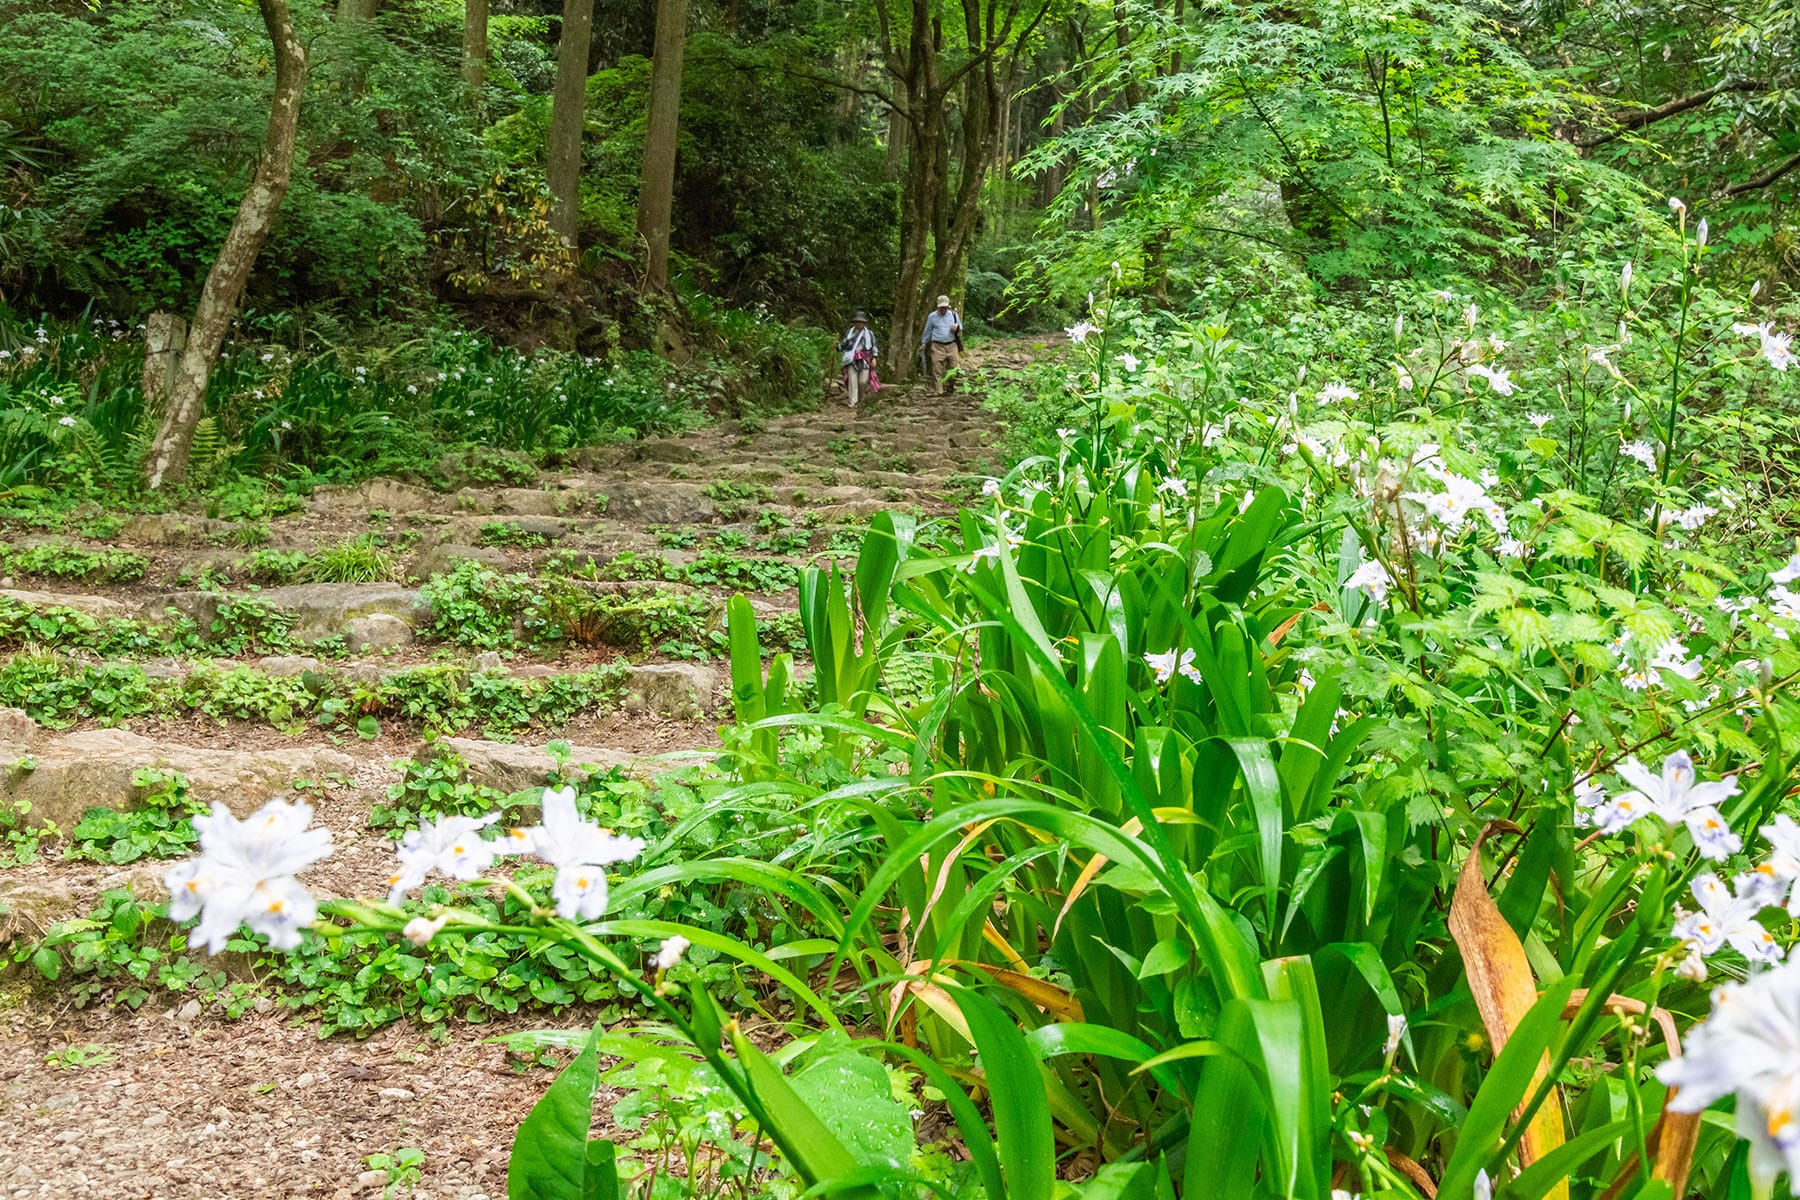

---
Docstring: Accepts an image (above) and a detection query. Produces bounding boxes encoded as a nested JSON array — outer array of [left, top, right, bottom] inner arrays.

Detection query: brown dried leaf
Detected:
[[1448, 822, 1567, 1193]]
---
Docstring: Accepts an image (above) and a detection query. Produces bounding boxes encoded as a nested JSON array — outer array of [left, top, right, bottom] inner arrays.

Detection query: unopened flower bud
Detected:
[[402, 914, 451, 946]]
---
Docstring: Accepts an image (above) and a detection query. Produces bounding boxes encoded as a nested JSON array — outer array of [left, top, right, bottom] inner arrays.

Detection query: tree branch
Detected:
[[1726, 149, 1800, 196], [1576, 79, 1766, 148]]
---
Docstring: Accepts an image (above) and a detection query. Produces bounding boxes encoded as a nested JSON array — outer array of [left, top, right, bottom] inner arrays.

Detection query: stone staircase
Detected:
[[0, 348, 1024, 1199]]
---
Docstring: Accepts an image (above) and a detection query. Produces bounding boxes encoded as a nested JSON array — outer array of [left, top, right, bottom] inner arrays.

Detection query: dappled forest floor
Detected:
[[0, 339, 1043, 1199]]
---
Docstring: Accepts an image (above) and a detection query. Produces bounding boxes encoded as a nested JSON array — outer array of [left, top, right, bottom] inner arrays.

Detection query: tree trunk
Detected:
[[141, 313, 187, 417], [337, 0, 378, 19], [884, 106, 908, 180], [462, 0, 489, 101], [1114, 0, 1142, 108], [547, 0, 596, 244], [144, 0, 306, 491], [636, 0, 689, 292]]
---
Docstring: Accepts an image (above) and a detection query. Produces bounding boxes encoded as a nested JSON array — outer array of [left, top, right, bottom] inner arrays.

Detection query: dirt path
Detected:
[[0, 340, 1032, 1198]]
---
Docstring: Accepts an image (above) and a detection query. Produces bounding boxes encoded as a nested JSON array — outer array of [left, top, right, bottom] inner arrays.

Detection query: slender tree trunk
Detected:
[[145, 0, 307, 490], [337, 0, 378, 19], [889, 111, 939, 381], [636, 0, 689, 291], [1168, 0, 1184, 75], [884, 106, 908, 180], [462, 0, 489, 101], [547, 0, 596, 244], [1114, 0, 1142, 107]]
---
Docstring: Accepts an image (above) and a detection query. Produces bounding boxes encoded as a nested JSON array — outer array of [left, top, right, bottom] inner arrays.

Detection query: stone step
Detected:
[[0, 709, 361, 831], [5, 647, 722, 725], [420, 735, 712, 795]]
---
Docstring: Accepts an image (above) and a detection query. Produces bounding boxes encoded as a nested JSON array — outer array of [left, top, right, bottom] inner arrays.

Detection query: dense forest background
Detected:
[[0, 0, 1795, 494], [1, 0, 1795, 347]]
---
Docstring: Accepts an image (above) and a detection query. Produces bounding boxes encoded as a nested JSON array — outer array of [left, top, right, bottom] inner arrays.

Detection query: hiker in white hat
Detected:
[[918, 294, 962, 395], [837, 310, 879, 408]]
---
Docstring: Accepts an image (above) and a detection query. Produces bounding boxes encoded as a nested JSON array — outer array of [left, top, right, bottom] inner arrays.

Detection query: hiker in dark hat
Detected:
[[838, 310, 880, 408]]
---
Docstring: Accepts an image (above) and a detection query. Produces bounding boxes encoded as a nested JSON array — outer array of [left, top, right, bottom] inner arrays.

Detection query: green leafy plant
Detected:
[[479, 520, 548, 549], [361, 1147, 424, 1199], [66, 767, 205, 863], [301, 534, 398, 583], [44, 1043, 114, 1070]]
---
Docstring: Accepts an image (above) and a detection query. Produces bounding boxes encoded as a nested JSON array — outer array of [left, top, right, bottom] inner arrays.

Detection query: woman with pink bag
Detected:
[[837, 310, 879, 408]]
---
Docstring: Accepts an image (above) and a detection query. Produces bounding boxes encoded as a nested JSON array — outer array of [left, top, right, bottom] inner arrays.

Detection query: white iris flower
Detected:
[[1659, 957, 1800, 1194], [164, 799, 334, 954], [514, 787, 646, 922], [387, 812, 505, 904]]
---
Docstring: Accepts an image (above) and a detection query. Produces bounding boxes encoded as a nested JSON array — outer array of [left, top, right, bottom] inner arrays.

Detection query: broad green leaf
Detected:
[[954, 984, 1055, 1200], [790, 1047, 916, 1170], [507, 1022, 608, 1200]]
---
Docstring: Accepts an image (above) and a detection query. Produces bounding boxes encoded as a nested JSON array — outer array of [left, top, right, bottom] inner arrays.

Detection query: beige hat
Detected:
[[936, 295, 951, 308]]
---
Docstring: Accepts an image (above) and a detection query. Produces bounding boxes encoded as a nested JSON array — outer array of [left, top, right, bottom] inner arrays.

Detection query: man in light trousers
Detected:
[[919, 295, 962, 395]]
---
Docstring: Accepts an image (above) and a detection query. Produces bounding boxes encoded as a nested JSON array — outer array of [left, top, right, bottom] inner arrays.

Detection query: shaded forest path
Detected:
[[0, 338, 1043, 1199]]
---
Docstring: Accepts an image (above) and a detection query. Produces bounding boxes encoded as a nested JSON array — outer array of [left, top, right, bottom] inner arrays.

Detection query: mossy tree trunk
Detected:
[[547, 0, 596, 245], [636, 0, 689, 293], [462, 0, 489, 104], [144, 0, 307, 491]]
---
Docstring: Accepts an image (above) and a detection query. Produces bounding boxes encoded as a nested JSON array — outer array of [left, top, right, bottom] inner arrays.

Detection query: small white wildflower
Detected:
[[1620, 262, 1633, 296], [1055, 427, 1077, 440], [1586, 750, 1741, 860], [1145, 648, 1200, 686], [982, 479, 1001, 497], [1527, 412, 1552, 430], [57, 416, 76, 428], [1696, 218, 1710, 248], [653, 935, 691, 971], [1672, 874, 1781, 966], [1346, 559, 1393, 604], [1467, 363, 1516, 395], [963, 544, 1002, 573], [1065, 321, 1099, 344], [1620, 439, 1658, 469], [1770, 555, 1800, 586], [1383, 1013, 1407, 1057], [1157, 476, 1189, 498], [1672, 503, 1718, 531], [1318, 383, 1359, 404], [1668, 196, 1686, 216], [1116, 352, 1141, 372]]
